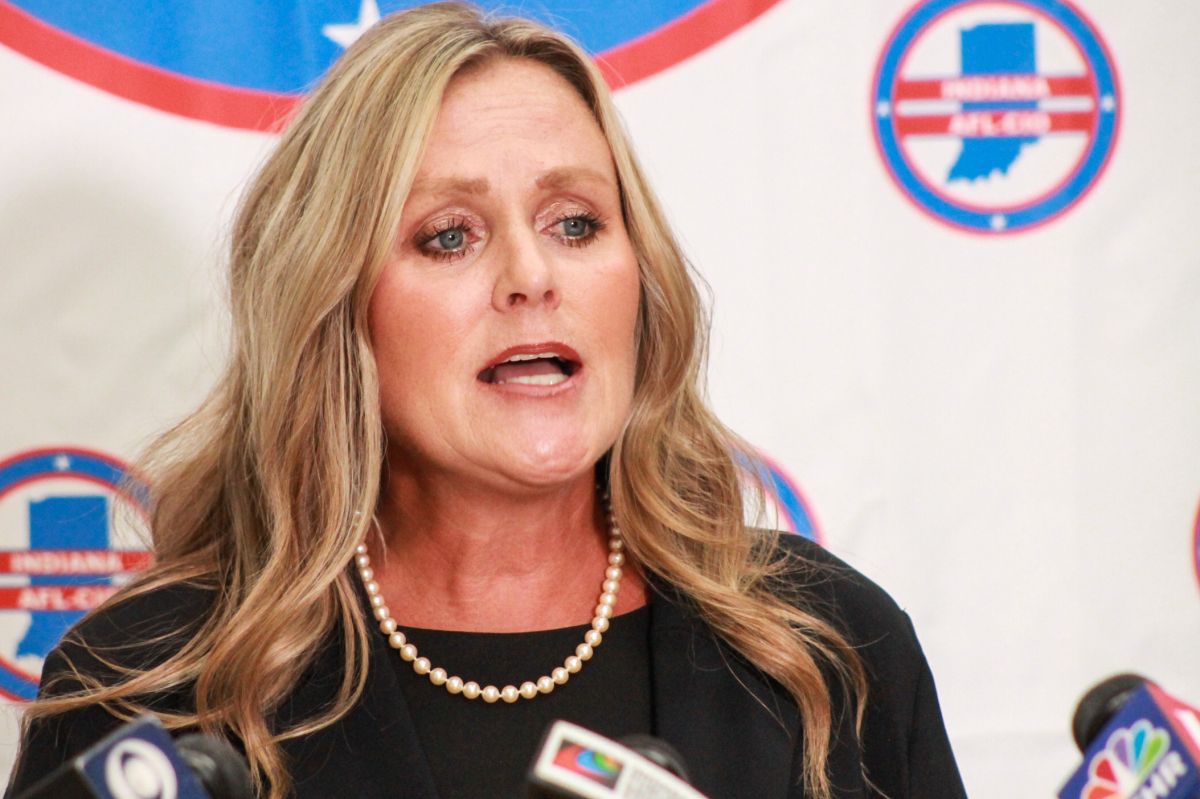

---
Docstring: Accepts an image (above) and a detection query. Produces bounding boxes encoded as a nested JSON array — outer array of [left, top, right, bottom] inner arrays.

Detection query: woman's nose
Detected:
[[491, 227, 559, 311]]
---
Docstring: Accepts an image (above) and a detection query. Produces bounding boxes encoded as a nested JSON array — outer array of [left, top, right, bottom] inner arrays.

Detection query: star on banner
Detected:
[[324, 0, 382, 49]]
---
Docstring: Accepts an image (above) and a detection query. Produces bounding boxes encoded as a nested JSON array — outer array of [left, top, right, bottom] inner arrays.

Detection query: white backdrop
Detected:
[[2, 1, 1198, 795]]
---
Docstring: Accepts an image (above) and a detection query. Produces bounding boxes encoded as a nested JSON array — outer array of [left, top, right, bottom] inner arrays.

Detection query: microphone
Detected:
[[526, 720, 710, 798], [1058, 675, 1200, 799], [18, 715, 253, 799]]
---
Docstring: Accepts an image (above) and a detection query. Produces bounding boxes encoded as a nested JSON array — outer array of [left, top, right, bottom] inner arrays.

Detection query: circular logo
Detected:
[[872, 0, 1120, 234], [104, 739, 178, 799], [0, 0, 784, 130], [0, 447, 151, 701]]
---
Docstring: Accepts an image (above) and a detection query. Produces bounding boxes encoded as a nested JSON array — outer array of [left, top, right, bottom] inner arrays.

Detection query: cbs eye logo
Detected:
[[104, 739, 178, 799]]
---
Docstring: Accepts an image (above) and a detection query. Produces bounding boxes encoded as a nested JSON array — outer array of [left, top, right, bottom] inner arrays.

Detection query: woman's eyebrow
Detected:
[[409, 176, 491, 198], [535, 166, 615, 191], [408, 167, 614, 200]]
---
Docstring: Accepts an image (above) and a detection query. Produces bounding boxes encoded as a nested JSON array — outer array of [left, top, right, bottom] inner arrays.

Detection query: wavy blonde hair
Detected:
[[19, 4, 866, 797]]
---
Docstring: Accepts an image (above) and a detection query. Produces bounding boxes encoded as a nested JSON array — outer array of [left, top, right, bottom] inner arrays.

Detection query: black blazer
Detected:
[[6, 535, 967, 798]]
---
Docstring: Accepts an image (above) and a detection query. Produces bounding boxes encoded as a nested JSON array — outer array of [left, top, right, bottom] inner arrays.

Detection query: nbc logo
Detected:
[[1083, 720, 1188, 799]]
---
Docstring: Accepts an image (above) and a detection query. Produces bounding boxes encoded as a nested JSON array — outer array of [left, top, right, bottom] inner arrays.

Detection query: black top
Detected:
[[393, 607, 652, 798], [5, 534, 969, 798]]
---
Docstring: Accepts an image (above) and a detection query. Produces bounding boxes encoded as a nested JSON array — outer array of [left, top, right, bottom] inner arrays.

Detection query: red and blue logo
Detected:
[[872, 0, 1120, 234], [0, 447, 152, 701], [0, 0, 783, 131]]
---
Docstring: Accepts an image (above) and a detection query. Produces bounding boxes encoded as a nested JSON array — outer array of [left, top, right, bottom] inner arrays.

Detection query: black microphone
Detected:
[[19, 715, 252, 799], [527, 720, 710, 798], [618, 734, 690, 783], [1071, 672, 1149, 752], [173, 734, 254, 799], [1058, 674, 1200, 799]]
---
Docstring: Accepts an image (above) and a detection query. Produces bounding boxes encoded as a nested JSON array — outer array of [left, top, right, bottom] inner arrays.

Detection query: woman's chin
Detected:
[[484, 437, 603, 491]]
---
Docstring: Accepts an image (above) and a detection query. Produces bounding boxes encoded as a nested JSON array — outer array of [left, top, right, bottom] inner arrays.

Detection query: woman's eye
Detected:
[[552, 214, 603, 245], [417, 220, 476, 261], [433, 228, 466, 250], [561, 217, 590, 238]]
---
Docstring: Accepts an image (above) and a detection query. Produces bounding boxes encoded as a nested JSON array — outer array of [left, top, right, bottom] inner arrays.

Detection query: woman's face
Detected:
[[370, 58, 641, 494]]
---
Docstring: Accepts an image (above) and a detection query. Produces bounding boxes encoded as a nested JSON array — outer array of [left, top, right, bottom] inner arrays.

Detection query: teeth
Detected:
[[497, 373, 568, 386], [504, 352, 561, 363]]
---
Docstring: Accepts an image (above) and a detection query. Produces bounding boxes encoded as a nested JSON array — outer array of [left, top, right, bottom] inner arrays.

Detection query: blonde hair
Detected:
[[21, 4, 866, 797]]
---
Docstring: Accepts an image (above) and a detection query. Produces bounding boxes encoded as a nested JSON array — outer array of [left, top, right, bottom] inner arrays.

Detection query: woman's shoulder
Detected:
[[4, 581, 217, 798], [764, 532, 967, 797], [763, 531, 919, 657], [43, 579, 216, 694]]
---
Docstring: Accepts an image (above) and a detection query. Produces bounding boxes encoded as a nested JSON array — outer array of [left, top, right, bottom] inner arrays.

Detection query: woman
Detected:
[[6, 4, 966, 798]]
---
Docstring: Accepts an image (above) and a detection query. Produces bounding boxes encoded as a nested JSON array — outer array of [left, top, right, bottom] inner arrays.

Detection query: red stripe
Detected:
[[1, 0, 784, 130], [0, 1, 297, 131], [0, 585, 120, 612], [0, 550, 152, 575], [895, 110, 1096, 138], [894, 74, 1093, 102], [593, 0, 784, 89]]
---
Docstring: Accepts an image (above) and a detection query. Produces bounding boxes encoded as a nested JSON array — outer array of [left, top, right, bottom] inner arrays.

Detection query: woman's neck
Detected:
[[369, 471, 646, 632]]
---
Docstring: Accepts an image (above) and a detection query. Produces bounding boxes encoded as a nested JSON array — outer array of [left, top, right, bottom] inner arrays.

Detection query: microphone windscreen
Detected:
[[1071, 673, 1149, 752], [619, 734, 691, 783], [175, 733, 254, 799]]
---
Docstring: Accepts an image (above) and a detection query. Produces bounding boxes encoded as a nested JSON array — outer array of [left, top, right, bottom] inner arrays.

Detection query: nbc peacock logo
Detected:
[[1082, 719, 1187, 799]]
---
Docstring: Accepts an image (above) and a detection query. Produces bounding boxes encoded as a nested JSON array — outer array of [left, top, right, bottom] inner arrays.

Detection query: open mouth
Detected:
[[477, 351, 581, 387]]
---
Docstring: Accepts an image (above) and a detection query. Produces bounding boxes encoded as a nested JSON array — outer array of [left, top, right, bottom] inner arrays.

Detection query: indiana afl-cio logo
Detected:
[[872, 0, 1120, 234], [0, 448, 152, 701]]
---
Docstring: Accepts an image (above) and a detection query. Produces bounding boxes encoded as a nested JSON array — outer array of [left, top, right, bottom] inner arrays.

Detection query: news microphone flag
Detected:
[[20, 715, 211, 799], [528, 720, 709, 799], [1059, 683, 1200, 799]]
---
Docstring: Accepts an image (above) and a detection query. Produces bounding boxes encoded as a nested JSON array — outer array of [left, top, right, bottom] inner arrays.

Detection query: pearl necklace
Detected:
[[353, 504, 625, 704]]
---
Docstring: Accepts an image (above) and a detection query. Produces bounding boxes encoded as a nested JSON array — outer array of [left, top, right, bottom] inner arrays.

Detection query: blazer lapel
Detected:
[[649, 588, 803, 798]]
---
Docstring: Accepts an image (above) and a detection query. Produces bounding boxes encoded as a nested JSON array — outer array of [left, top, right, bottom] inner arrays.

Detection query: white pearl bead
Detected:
[[608, 552, 625, 567], [463, 681, 481, 699], [605, 566, 621, 581], [537, 676, 555, 693], [400, 644, 417, 662], [609, 538, 623, 551], [520, 681, 539, 699], [380, 618, 397, 635], [446, 676, 464, 694], [430, 668, 448, 686], [388, 632, 406, 649], [355, 554, 370, 568], [355, 543, 367, 555], [369, 594, 385, 609], [599, 592, 616, 607], [595, 604, 613, 619], [576, 643, 593, 661], [592, 616, 609, 633], [501, 685, 519, 703], [482, 685, 500, 703], [552, 668, 570, 685], [584, 630, 602, 647], [603, 579, 620, 594], [565, 656, 582, 673], [413, 657, 431, 675], [373, 605, 391, 622], [364, 580, 380, 596], [359, 567, 374, 582]]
